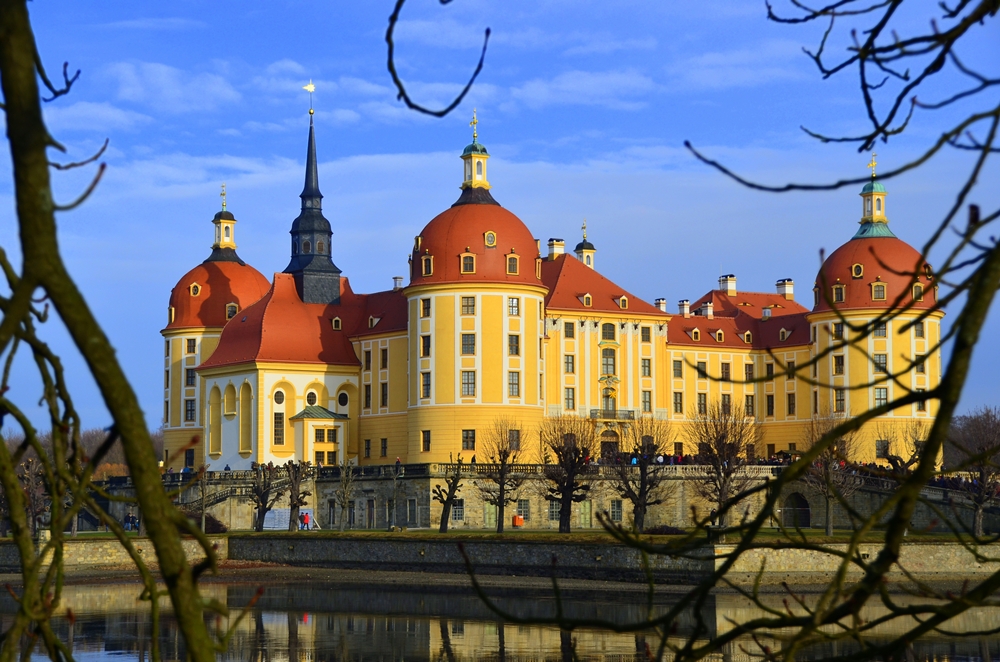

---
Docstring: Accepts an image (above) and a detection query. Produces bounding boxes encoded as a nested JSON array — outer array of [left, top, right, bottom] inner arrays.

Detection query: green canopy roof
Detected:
[[290, 406, 348, 421]]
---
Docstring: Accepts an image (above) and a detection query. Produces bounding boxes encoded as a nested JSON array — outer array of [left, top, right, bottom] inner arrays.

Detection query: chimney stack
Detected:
[[547, 238, 565, 261], [702, 301, 714, 319], [678, 299, 690, 318], [776, 278, 794, 301], [392, 276, 403, 291], [719, 274, 737, 296], [654, 298, 667, 312]]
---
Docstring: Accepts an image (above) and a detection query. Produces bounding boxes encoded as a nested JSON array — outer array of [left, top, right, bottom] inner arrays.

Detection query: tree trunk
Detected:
[[254, 507, 266, 532], [559, 493, 572, 534], [496, 498, 505, 534], [825, 495, 834, 536], [633, 504, 646, 533], [288, 502, 300, 532], [974, 504, 985, 537], [439, 501, 452, 533], [339, 504, 348, 532]]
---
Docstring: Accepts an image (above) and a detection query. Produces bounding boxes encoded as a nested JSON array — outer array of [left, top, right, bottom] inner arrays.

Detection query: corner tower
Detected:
[[283, 111, 342, 304]]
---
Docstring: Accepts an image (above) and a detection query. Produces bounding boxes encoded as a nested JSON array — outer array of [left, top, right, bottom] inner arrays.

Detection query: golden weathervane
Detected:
[[470, 108, 478, 142], [582, 219, 588, 241], [220, 182, 227, 211], [303, 79, 316, 115], [867, 152, 877, 179]]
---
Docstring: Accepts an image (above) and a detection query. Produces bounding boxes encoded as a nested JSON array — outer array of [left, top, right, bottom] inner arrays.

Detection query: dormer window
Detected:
[[226, 304, 238, 320], [744, 331, 752, 343], [461, 254, 476, 274], [833, 286, 845, 303], [779, 329, 788, 341], [852, 264, 864, 279], [332, 317, 342, 331], [507, 255, 519, 275], [692, 329, 701, 341], [618, 296, 628, 309], [913, 284, 924, 301], [422, 256, 433, 276], [583, 294, 592, 307], [872, 283, 886, 300], [715, 330, 724, 342], [369, 316, 380, 328]]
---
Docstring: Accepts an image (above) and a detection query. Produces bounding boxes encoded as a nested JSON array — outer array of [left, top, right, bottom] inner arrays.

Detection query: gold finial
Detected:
[[220, 182, 227, 211], [470, 108, 478, 142], [303, 79, 315, 115], [867, 152, 877, 179], [581, 218, 587, 241]]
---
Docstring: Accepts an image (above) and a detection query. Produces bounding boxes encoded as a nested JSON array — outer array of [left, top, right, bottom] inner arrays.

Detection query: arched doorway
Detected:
[[600, 429, 620, 462], [782, 493, 811, 528]]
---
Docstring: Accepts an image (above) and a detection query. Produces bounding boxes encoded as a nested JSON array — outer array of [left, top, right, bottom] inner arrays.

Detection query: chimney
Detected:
[[719, 274, 737, 296], [654, 298, 667, 312], [702, 301, 714, 319], [678, 300, 690, 318], [392, 276, 403, 291], [776, 278, 794, 301], [547, 238, 565, 261]]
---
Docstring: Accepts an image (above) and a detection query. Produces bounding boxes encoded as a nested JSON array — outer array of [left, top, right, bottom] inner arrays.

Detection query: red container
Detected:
[[512, 515, 524, 527]]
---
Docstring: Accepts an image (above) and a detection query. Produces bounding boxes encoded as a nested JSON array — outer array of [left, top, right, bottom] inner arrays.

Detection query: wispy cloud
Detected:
[[97, 18, 206, 30], [665, 39, 807, 90], [393, 19, 544, 50], [106, 62, 241, 113], [510, 70, 656, 110], [43, 101, 153, 133], [563, 36, 656, 57]]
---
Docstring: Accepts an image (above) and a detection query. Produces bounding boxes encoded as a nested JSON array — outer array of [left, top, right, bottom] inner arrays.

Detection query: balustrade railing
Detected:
[[589, 409, 636, 420]]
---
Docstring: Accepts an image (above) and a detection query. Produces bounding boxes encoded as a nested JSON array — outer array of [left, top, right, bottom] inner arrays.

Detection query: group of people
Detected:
[[123, 512, 140, 531], [297, 512, 319, 530]]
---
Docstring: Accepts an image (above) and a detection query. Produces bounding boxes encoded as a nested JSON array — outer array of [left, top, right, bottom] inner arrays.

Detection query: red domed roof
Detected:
[[814, 233, 935, 312], [409, 196, 542, 287], [166, 260, 271, 330]]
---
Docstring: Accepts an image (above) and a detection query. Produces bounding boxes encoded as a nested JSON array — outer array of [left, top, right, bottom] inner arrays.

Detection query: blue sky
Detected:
[[2, 1, 998, 432]]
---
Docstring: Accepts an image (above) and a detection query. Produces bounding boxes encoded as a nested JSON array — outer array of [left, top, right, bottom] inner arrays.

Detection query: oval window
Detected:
[[274, 391, 285, 405], [338, 392, 349, 407], [191, 284, 200, 296], [306, 392, 317, 406]]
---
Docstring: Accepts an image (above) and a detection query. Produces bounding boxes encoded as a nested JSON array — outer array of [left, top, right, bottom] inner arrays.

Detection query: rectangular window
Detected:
[[641, 391, 652, 413], [697, 393, 707, 415], [641, 327, 651, 342], [380, 382, 389, 407], [461, 333, 476, 355], [407, 499, 417, 524], [184, 448, 194, 468], [315, 451, 325, 465], [421, 430, 431, 452], [508, 372, 520, 397], [274, 413, 284, 445], [721, 394, 731, 415], [874, 321, 887, 337], [508, 429, 521, 451], [516, 499, 530, 521], [548, 500, 560, 521], [508, 298, 520, 316], [833, 286, 844, 303], [874, 354, 887, 373], [601, 349, 616, 375], [833, 323, 844, 340], [461, 296, 475, 315], [364, 384, 372, 409], [364, 350, 372, 371], [875, 439, 889, 459], [833, 355, 845, 375], [720, 363, 731, 382], [421, 372, 431, 398], [641, 359, 651, 377], [787, 361, 796, 379], [788, 443, 797, 453], [462, 429, 476, 451], [186, 338, 196, 354], [787, 393, 796, 416], [185, 369, 195, 387], [564, 387, 576, 411], [610, 499, 623, 522], [380, 438, 388, 457], [564, 321, 575, 338], [745, 394, 755, 416], [364, 439, 371, 458], [673, 360, 683, 378], [696, 361, 707, 379], [163, 400, 168, 423], [875, 387, 888, 408], [165, 339, 170, 357], [673, 392, 683, 414], [380, 348, 388, 369], [835, 388, 846, 413], [508, 334, 520, 356], [461, 371, 476, 396], [766, 395, 775, 417], [420, 299, 431, 317], [915, 321, 925, 338], [462, 255, 475, 273], [452, 499, 465, 521], [185, 399, 196, 422], [315, 428, 325, 444], [421, 335, 431, 357], [564, 354, 575, 374], [915, 354, 926, 373], [765, 363, 774, 379], [916, 388, 927, 411], [745, 364, 754, 381]]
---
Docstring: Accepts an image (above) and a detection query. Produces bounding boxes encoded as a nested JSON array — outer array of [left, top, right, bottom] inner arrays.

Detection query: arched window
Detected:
[[585, 255, 591, 266], [303, 240, 311, 253], [422, 256, 433, 276], [913, 284, 924, 301], [226, 304, 238, 319], [692, 329, 701, 341], [601, 348, 616, 375], [601, 323, 615, 340], [875, 198, 882, 212], [716, 330, 725, 342], [506, 256, 519, 274], [476, 161, 483, 177], [317, 241, 325, 254], [224, 226, 230, 239], [583, 295, 592, 307], [332, 317, 342, 330], [465, 161, 472, 180]]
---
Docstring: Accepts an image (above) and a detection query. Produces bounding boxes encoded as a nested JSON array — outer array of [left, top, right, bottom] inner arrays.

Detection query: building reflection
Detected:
[[2, 583, 998, 661]]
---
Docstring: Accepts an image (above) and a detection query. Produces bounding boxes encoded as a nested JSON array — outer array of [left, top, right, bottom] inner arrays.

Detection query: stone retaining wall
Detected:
[[0, 536, 228, 574]]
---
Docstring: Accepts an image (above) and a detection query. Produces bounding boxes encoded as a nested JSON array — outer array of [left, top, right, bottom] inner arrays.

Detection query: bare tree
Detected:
[[800, 416, 861, 536], [874, 420, 931, 481], [475, 416, 526, 534], [687, 402, 762, 536], [948, 406, 1000, 537], [332, 461, 358, 532], [17, 457, 47, 537], [250, 462, 286, 532], [432, 456, 464, 533], [540, 416, 598, 534], [607, 417, 676, 532], [285, 461, 312, 532]]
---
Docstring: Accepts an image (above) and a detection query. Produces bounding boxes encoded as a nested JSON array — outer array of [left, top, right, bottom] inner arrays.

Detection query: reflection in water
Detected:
[[2, 582, 998, 661]]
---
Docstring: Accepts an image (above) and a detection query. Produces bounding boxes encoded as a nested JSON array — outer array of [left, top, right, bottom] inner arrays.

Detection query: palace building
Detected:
[[160, 113, 942, 471]]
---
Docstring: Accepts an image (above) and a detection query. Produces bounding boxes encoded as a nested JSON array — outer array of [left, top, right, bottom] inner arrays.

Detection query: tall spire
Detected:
[[300, 113, 323, 209]]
